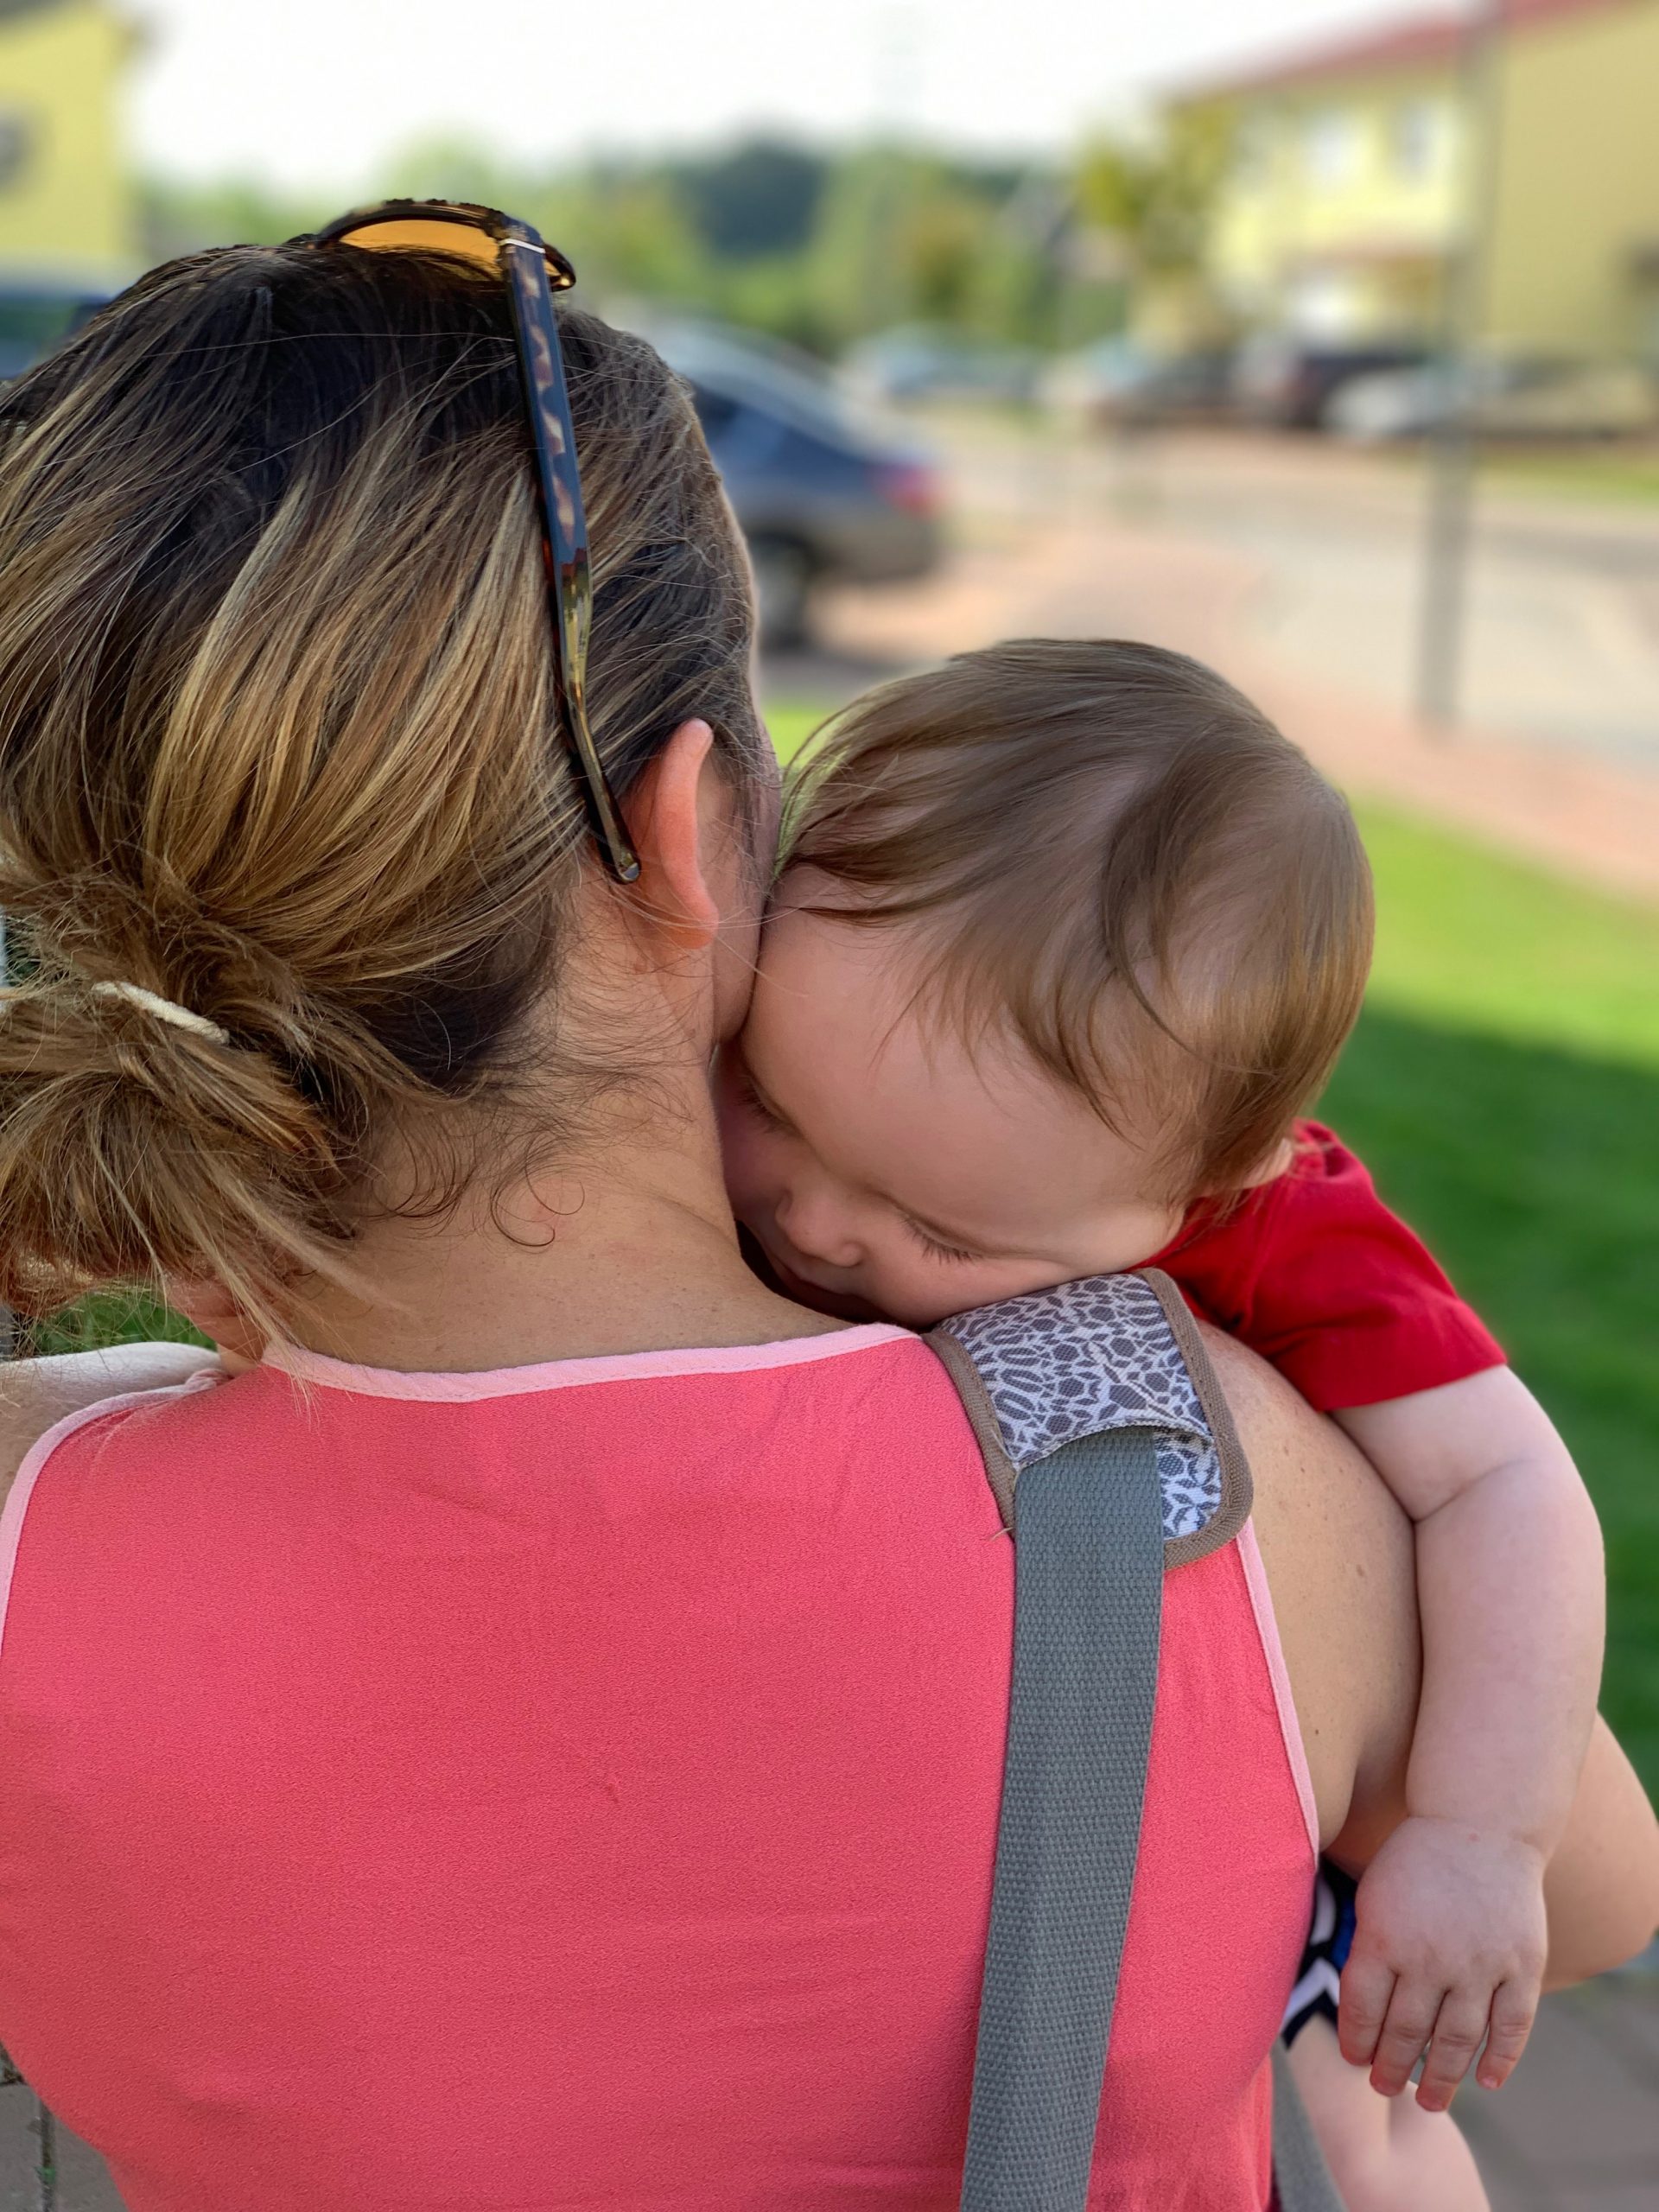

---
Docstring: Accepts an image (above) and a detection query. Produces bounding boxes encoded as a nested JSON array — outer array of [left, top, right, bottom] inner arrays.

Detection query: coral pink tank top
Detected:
[[0, 1326, 1315, 2211]]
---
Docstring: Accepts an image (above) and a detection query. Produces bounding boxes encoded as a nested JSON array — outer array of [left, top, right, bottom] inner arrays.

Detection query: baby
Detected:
[[720, 639, 1605, 2212]]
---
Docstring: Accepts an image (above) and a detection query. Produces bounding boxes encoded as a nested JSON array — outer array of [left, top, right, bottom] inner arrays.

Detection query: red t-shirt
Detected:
[[1151, 1121, 1505, 1412]]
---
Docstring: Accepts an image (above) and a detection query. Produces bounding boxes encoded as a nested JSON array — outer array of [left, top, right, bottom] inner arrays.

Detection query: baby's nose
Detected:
[[778, 1185, 862, 1271]]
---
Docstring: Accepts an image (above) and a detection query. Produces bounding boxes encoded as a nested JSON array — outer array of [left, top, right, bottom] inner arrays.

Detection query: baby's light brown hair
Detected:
[[784, 639, 1374, 1205]]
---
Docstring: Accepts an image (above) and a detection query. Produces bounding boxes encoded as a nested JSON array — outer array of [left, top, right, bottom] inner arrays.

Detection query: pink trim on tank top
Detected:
[[1237, 1518, 1319, 1857], [0, 1375, 222, 1662], [261, 1322, 912, 1402]]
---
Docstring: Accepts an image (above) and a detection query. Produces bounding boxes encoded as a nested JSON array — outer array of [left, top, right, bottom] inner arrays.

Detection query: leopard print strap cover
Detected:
[[925, 1268, 1252, 1567]]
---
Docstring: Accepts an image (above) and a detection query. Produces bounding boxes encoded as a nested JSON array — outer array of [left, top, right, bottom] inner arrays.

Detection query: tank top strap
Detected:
[[925, 1266, 1253, 1566]]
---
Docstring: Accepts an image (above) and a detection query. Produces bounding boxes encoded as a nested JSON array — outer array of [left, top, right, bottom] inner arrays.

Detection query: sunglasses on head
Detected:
[[300, 200, 640, 883]]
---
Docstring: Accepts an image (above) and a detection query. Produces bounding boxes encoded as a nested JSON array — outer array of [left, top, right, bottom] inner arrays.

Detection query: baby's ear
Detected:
[[162, 1278, 264, 1374]]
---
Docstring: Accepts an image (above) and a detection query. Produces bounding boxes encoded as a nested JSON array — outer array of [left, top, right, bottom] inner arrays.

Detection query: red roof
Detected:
[[1179, 0, 1630, 101]]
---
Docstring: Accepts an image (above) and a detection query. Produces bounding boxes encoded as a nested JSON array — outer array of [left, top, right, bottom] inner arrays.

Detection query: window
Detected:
[[0, 110, 35, 194], [1392, 98, 1446, 181], [1303, 109, 1361, 187], [1235, 111, 1278, 185]]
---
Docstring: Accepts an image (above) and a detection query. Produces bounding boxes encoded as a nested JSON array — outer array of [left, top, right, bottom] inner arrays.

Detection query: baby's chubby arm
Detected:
[[1333, 1365, 1605, 2111]]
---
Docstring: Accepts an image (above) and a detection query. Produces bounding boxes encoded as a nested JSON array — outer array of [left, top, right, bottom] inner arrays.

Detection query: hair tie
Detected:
[[91, 982, 231, 1046]]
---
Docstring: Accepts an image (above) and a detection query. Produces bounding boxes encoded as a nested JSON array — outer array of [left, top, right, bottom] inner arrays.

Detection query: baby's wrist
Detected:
[[1397, 1808, 1552, 1868]]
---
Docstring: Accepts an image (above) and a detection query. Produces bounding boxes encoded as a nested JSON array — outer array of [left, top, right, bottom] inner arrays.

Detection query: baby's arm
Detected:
[[1333, 1367, 1605, 2111]]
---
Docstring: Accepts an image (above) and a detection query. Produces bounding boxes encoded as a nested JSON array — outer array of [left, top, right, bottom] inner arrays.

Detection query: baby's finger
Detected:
[[1415, 1988, 1490, 2112], [1368, 1979, 1445, 2098], [1337, 1955, 1395, 2069], [1477, 1978, 1539, 2091]]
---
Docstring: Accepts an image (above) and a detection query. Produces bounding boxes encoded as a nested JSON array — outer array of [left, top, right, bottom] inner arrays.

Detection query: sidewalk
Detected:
[[1459, 1967, 1659, 2209]]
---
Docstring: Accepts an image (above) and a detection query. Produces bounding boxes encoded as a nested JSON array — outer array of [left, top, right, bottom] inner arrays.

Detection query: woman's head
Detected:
[[0, 236, 773, 1338]]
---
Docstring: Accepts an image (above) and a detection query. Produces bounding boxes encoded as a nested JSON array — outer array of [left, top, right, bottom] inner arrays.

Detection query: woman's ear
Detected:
[[615, 718, 772, 1041], [620, 718, 727, 950], [163, 1279, 264, 1373]]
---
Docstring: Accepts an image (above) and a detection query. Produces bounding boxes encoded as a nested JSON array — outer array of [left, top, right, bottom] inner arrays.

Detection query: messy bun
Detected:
[[0, 240, 768, 1339], [0, 964, 340, 1329]]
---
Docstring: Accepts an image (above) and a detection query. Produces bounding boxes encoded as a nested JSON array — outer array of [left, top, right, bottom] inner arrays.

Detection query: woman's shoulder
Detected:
[[0, 1344, 224, 1508], [927, 1270, 1251, 1557], [926, 1272, 1420, 1854], [1199, 1325, 1420, 1856]]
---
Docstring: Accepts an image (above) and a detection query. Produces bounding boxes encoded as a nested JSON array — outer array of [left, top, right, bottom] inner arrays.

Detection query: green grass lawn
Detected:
[[1479, 446, 1659, 511], [31, 704, 1659, 1791], [1322, 810, 1659, 1794]]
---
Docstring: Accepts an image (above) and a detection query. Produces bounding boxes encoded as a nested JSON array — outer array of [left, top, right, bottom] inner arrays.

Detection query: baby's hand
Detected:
[[1338, 1816, 1548, 2112]]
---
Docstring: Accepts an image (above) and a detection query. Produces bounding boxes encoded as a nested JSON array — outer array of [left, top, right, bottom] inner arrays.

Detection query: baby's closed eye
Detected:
[[898, 1213, 982, 1266]]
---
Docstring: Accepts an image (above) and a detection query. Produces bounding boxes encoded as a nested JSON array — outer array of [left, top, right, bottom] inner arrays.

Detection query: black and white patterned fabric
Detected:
[[1281, 1861, 1358, 2045], [940, 1274, 1223, 1543]]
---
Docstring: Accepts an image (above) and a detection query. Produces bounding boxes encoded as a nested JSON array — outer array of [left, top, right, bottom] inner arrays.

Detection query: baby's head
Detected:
[[721, 639, 1374, 1327]]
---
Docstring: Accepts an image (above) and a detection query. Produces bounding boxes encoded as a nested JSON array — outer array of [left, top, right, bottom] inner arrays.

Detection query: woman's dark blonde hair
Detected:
[[0, 241, 769, 1338], [785, 639, 1374, 1205]]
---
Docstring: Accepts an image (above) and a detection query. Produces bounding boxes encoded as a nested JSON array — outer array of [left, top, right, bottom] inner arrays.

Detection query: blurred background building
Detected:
[[1186, 0, 1659, 362], [0, 0, 137, 377], [0, 0, 136, 276]]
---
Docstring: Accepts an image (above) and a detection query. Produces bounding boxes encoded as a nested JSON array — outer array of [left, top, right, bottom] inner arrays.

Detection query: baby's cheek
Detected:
[[855, 1253, 999, 1333], [719, 1122, 797, 1241], [718, 1123, 764, 1214], [712, 1079, 762, 1205]]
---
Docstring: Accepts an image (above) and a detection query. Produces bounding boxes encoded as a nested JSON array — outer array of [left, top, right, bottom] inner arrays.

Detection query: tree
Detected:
[[139, 175, 329, 261], [667, 140, 827, 260], [1074, 105, 1230, 285], [133, 135, 1064, 362], [806, 147, 1014, 343], [385, 137, 710, 308]]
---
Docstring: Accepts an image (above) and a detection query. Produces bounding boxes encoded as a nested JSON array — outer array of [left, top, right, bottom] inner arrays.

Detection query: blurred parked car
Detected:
[[0, 279, 104, 382], [1327, 353, 1658, 442], [842, 325, 1040, 407], [1041, 339, 1237, 429], [652, 321, 944, 648], [3, 292, 944, 653], [1234, 333, 1432, 430]]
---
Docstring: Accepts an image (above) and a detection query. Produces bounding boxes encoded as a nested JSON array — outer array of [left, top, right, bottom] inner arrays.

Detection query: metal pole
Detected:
[[1416, 0, 1505, 731], [33, 2097, 54, 2212]]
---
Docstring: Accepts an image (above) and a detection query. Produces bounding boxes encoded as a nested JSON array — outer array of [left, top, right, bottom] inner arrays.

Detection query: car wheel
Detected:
[[750, 538, 815, 652]]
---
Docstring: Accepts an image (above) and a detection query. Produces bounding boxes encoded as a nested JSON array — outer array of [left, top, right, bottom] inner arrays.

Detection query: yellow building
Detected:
[[1179, 0, 1659, 362], [0, 0, 137, 282]]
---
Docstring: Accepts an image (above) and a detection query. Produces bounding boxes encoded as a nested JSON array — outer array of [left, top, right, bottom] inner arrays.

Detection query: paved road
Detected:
[[1145, 437, 1659, 773], [842, 419, 1659, 775], [773, 421, 1659, 903]]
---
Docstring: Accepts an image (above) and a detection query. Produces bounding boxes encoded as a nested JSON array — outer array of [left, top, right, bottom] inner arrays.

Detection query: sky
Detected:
[[127, 0, 1419, 188]]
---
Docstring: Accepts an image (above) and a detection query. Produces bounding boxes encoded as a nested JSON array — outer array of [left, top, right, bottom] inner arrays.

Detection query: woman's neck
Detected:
[[286, 1104, 844, 1375]]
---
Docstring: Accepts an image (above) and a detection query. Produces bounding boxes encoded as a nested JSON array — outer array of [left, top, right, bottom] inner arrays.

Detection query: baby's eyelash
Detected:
[[900, 1215, 979, 1266], [737, 1073, 787, 1133]]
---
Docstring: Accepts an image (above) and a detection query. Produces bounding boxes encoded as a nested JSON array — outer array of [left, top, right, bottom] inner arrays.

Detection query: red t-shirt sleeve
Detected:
[[1152, 1122, 1506, 1412]]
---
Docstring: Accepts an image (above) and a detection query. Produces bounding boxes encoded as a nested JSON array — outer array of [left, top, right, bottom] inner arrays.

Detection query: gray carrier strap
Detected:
[[948, 1274, 1347, 2209], [958, 1427, 1165, 2212]]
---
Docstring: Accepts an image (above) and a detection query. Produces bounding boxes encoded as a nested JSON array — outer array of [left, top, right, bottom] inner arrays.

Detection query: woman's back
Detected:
[[0, 1326, 1313, 2211]]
